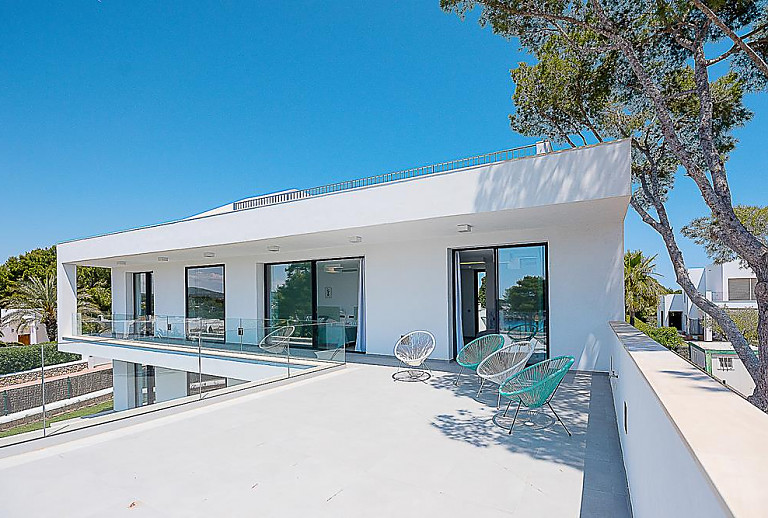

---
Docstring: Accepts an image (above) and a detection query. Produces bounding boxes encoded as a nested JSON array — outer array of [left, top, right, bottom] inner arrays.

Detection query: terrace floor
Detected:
[[0, 361, 631, 517]]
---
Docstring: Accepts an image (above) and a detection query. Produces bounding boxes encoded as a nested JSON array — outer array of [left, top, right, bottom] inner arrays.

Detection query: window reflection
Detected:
[[497, 245, 547, 354], [186, 265, 225, 341]]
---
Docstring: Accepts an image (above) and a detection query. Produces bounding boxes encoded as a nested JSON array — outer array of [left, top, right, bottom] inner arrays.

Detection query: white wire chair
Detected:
[[476, 339, 536, 408], [258, 325, 295, 355], [393, 330, 436, 381]]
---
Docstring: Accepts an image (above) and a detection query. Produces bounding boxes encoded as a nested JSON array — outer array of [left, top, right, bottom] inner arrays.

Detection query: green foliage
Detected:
[[510, 33, 618, 147], [682, 205, 768, 264], [0, 247, 56, 301], [78, 266, 112, 315], [624, 250, 665, 323], [634, 320, 685, 351], [0, 247, 112, 331], [0, 343, 80, 376], [273, 263, 312, 321], [502, 275, 544, 313], [477, 274, 486, 308], [1, 275, 58, 340], [712, 308, 759, 345]]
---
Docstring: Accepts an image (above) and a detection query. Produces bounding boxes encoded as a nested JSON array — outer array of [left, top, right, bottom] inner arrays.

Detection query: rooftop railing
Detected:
[[233, 143, 541, 211]]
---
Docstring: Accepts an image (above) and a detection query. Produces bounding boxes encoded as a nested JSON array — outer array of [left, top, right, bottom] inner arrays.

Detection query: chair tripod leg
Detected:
[[508, 400, 522, 435], [502, 399, 512, 417], [476, 378, 485, 398], [547, 401, 571, 436], [454, 365, 465, 386], [496, 391, 501, 409]]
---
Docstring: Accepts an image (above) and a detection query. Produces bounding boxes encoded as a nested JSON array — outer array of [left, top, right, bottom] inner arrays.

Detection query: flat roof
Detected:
[[689, 341, 759, 354], [0, 363, 630, 516], [58, 139, 630, 248]]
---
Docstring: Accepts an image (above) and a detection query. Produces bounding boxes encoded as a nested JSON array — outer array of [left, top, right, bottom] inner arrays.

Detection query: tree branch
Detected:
[[692, 0, 768, 77]]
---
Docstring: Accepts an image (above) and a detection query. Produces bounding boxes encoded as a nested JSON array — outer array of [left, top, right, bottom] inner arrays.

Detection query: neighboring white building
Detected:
[[0, 309, 49, 345], [658, 260, 758, 340], [56, 140, 631, 410], [689, 340, 758, 396]]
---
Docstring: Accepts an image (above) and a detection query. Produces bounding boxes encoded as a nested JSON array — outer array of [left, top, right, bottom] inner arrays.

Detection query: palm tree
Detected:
[[624, 250, 665, 325], [1, 274, 58, 341]]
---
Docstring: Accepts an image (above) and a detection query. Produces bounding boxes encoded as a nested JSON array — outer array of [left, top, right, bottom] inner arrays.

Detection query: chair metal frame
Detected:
[[476, 339, 535, 407], [393, 330, 436, 381], [258, 325, 296, 355], [499, 355, 575, 435], [454, 334, 505, 386]]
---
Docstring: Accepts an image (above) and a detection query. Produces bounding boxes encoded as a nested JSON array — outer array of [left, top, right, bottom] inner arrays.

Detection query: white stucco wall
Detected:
[[155, 366, 189, 403], [85, 209, 623, 370], [57, 141, 630, 371], [610, 322, 768, 518], [710, 353, 755, 396]]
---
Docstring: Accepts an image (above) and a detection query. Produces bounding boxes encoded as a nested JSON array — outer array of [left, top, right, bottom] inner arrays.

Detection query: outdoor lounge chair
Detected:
[[258, 325, 295, 355], [455, 333, 505, 386], [499, 355, 575, 435], [476, 339, 536, 407], [506, 322, 537, 342], [393, 330, 436, 381]]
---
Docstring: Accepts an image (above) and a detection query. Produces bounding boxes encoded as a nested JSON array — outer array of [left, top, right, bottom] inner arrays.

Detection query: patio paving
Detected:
[[0, 362, 630, 517]]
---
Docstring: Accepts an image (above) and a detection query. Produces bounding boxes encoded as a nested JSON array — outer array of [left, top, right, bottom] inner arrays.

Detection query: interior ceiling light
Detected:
[[348, 236, 362, 243], [457, 224, 472, 233], [203, 252, 215, 258], [324, 264, 343, 273], [267, 245, 280, 252], [157, 256, 169, 262]]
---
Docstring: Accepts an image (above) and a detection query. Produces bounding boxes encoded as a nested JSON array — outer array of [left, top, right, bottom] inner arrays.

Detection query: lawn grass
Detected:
[[0, 398, 114, 438]]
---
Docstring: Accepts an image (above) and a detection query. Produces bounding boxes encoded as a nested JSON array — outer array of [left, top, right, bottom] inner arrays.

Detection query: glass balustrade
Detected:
[[0, 315, 345, 445]]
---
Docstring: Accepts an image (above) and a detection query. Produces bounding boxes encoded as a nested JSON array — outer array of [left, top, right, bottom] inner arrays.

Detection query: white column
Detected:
[[56, 261, 78, 341], [155, 367, 189, 403], [113, 360, 137, 411]]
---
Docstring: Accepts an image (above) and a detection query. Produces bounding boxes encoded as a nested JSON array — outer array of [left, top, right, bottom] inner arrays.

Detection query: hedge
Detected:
[[0, 343, 80, 376], [633, 320, 686, 351]]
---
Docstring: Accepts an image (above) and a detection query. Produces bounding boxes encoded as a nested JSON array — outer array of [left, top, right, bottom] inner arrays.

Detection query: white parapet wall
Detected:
[[609, 321, 768, 518]]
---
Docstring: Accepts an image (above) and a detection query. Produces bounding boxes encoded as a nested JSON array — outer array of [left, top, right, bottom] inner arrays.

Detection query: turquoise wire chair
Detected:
[[454, 334, 505, 386], [505, 323, 537, 342], [499, 356, 575, 435]]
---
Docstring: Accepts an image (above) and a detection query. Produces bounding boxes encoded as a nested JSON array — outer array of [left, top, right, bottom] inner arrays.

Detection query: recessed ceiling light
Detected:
[[157, 256, 169, 262], [116, 260, 127, 266], [348, 236, 362, 243], [457, 224, 472, 233], [203, 252, 215, 258], [267, 245, 280, 252]]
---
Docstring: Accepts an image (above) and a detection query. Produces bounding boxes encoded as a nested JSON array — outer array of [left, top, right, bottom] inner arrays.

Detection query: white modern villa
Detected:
[[56, 140, 629, 410], [0, 138, 762, 517], [658, 260, 758, 340]]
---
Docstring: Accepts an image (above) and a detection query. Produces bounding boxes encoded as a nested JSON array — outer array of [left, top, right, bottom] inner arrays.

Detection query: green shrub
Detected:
[[711, 308, 758, 345], [0, 343, 80, 375], [634, 320, 685, 351], [0, 341, 24, 348]]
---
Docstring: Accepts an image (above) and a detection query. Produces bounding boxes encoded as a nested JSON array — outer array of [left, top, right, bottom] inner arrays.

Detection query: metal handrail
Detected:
[[232, 144, 540, 211]]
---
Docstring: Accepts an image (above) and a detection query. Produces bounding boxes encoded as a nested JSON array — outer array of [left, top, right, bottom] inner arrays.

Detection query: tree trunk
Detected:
[[750, 278, 768, 409], [44, 315, 57, 343]]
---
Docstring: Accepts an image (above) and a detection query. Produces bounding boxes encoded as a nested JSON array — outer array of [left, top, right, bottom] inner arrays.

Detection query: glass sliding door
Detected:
[[497, 245, 548, 357], [266, 257, 363, 352], [267, 262, 313, 322], [454, 244, 548, 359], [186, 265, 225, 342], [132, 272, 153, 318], [132, 272, 154, 336], [316, 258, 361, 350]]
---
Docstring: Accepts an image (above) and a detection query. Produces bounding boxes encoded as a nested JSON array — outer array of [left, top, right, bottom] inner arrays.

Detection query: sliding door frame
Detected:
[[451, 242, 550, 360], [264, 256, 364, 349]]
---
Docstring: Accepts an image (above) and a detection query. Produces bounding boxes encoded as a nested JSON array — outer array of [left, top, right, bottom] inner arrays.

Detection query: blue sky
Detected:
[[1, 2, 766, 284]]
